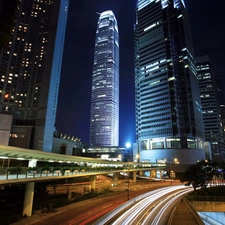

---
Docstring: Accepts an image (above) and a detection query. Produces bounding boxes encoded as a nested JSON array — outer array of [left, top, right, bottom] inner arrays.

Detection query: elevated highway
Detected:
[[0, 144, 166, 217]]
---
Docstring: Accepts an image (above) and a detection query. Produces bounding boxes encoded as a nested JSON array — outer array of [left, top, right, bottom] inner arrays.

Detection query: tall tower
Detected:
[[134, 0, 206, 168], [89, 10, 119, 147], [0, 0, 69, 152], [197, 55, 225, 162]]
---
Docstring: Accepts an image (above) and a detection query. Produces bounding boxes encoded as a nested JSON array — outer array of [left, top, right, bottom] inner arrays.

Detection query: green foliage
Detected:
[[188, 186, 225, 196], [40, 164, 51, 171], [27, 167, 37, 171], [179, 160, 221, 190], [7, 166, 22, 174]]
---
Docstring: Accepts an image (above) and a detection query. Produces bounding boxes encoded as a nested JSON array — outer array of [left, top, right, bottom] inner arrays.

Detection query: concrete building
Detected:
[[0, 113, 12, 145], [52, 131, 83, 156], [134, 0, 206, 171], [0, 0, 69, 152], [89, 10, 119, 147], [82, 146, 130, 162]]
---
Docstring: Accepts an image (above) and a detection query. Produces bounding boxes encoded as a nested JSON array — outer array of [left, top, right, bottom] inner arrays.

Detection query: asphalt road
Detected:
[[31, 179, 178, 225]]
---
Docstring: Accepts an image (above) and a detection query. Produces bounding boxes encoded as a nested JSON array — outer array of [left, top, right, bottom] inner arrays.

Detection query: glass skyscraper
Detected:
[[0, 0, 69, 151], [134, 0, 206, 168], [197, 56, 225, 162], [89, 10, 119, 147]]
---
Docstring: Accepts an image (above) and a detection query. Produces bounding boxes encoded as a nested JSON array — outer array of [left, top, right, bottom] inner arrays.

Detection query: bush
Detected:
[[188, 186, 225, 196]]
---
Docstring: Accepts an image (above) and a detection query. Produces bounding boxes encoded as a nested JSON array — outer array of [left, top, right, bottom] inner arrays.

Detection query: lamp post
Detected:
[[125, 143, 132, 200], [165, 158, 179, 185], [169, 161, 172, 186], [127, 160, 130, 200]]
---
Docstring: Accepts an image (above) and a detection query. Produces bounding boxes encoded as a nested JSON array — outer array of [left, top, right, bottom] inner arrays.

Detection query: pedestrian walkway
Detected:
[[169, 198, 204, 225]]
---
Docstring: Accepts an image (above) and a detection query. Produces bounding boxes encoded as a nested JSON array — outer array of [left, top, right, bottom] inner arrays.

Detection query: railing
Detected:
[[0, 168, 115, 181], [0, 165, 165, 183]]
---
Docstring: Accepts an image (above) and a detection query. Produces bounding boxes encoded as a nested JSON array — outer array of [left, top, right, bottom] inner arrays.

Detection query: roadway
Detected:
[[105, 186, 192, 225], [12, 179, 175, 225]]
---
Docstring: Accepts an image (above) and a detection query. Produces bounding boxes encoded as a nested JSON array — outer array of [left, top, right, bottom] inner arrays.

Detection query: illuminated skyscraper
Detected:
[[197, 56, 225, 162], [134, 0, 206, 168], [0, 0, 69, 151], [89, 10, 119, 147]]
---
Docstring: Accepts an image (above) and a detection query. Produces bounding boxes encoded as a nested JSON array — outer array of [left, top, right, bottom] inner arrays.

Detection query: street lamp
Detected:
[[127, 171, 130, 200], [125, 142, 131, 148], [164, 158, 179, 185], [127, 159, 130, 200]]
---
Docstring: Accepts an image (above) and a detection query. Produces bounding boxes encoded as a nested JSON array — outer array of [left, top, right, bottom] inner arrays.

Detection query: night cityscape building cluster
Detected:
[[0, 0, 225, 171]]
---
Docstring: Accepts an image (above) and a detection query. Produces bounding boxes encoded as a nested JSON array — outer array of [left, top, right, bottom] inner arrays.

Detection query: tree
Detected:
[[180, 160, 214, 191]]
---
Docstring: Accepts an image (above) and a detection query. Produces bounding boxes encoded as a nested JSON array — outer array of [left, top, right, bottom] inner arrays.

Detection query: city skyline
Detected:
[[89, 10, 119, 147], [56, 0, 225, 146]]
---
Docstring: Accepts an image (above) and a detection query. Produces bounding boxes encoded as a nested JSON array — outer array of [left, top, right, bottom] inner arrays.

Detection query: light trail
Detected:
[[146, 189, 192, 224], [111, 185, 191, 225]]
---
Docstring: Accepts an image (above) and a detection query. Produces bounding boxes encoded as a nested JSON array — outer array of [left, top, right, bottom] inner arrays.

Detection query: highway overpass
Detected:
[[0, 144, 167, 217]]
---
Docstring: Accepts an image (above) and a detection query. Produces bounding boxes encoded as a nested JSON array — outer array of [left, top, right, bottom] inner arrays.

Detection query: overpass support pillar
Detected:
[[159, 170, 163, 179], [91, 175, 96, 194], [23, 182, 35, 217], [150, 170, 156, 179], [113, 172, 119, 186], [133, 171, 137, 183]]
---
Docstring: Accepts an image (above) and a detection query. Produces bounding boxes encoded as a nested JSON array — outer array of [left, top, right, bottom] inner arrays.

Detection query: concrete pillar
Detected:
[[133, 171, 137, 183], [139, 170, 143, 176], [164, 138, 166, 149], [91, 175, 96, 193], [23, 182, 35, 217], [159, 170, 162, 179], [150, 170, 156, 179], [113, 172, 119, 186]]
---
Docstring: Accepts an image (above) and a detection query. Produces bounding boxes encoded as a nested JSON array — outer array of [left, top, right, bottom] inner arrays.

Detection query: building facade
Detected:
[[0, 0, 69, 151], [215, 77, 225, 140], [89, 10, 119, 147], [134, 0, 206, 170], [197, 56, 225, 162], [0, 0, 18, 52]]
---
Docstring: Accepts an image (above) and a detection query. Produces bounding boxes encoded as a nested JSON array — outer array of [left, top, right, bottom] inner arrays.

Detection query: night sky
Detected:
[[55, 0, 225, 146]]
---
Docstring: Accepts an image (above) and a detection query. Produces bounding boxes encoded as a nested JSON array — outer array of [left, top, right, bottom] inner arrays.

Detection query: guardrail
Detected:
[[0, 165, 165, 184], [0, 169, 115, 183]]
